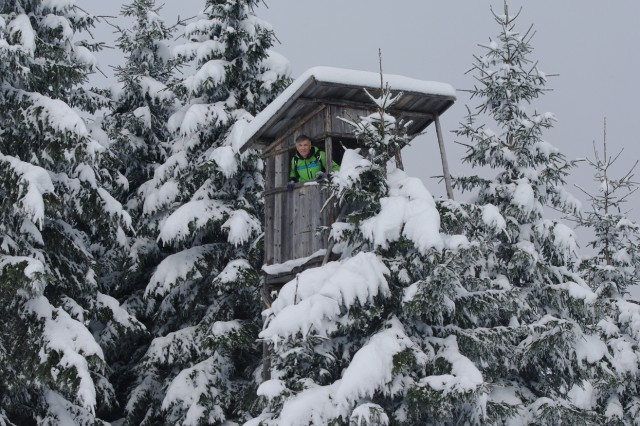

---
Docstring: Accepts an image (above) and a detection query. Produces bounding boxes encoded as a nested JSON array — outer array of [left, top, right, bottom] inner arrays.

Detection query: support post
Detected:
[[434, 113, 454, 200], [260, 280, 272, 382]]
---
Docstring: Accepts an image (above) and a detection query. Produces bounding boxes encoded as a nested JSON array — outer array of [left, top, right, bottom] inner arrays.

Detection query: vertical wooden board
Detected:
[[292, 188, 302, 259], [321, 188, 333, 250], [294, 186, 310, 260], [309, 187, 321, 254], [291, 189, 298, 260], [273, 192, 282, 264], [274, 153, 284, 188], [264, 193, 274, 265], [283, 188, 293, 262], [265, 156, 275, 191], [300, 111, 325, 139]]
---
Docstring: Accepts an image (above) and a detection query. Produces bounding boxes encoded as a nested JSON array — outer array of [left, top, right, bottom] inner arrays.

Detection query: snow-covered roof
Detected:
[[239, 66, 456, 152]]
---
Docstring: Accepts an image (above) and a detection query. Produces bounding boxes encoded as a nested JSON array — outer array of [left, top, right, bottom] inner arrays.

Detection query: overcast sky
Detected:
[[86, 0, 640, 245]]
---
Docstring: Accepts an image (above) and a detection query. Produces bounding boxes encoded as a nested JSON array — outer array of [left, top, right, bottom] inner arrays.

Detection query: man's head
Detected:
[[295, 135, 312, 159]]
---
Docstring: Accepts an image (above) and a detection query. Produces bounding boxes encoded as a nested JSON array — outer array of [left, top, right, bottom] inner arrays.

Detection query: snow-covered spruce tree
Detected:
[[124, 1, 290, 424], [96, 0, 181, 414], [453, 4, 629, 423], [573, 121, 640, 423], [248, 81, 504, 424], [0, 1, 143, 424]]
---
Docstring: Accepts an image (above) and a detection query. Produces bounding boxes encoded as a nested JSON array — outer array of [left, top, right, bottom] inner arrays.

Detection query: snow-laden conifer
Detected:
[[453, 4, 627, 424], [573, 121, 640, 423], [0, 1, 142, 424], [249, 76, 495, 423], [96, 0, 182, 415], [124, 1, 290, 424]]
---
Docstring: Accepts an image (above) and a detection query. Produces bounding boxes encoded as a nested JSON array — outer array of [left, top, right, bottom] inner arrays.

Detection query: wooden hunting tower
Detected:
[[239, 67, 456, 285]]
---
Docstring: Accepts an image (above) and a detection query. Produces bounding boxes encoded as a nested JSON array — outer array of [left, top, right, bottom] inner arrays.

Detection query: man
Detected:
[[287, 135, 339, 188]]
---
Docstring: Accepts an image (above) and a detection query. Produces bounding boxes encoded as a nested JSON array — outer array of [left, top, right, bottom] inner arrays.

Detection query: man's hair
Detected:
[[295, 134, 312, 144]]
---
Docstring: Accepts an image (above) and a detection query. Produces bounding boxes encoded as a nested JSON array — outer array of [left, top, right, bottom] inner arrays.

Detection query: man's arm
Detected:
[[289, 157, 298, 182]]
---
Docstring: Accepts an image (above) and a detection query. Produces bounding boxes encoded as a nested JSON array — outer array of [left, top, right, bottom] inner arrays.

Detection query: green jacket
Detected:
[[289, 146, 339, 183]]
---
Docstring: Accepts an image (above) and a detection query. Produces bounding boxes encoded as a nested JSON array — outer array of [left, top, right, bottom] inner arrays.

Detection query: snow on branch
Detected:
[[25, 296, 105, 413], [260, 252, 390, 343], [0, 153, 54, 229], [145, 245, 216, 298], [157, 199, 231, 244]]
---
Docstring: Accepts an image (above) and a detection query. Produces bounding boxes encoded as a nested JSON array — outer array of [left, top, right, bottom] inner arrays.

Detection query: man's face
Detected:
[[295, 140, 312, 158]]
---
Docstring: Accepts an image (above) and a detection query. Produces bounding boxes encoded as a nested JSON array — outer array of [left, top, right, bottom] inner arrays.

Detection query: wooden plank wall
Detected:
[[264, 185, 334, 265], [331, 105, 374, 134], [265, 105, 377, 267]]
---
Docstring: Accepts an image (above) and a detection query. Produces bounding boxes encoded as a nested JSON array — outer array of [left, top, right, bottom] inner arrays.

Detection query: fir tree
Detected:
[[573, 120, 640, 423], [98, 0, 181, 416], [124, 1, 290, 424], [453, 4, 627, 424], [250, 81, 494, 424], [0, 1, 141, 424]]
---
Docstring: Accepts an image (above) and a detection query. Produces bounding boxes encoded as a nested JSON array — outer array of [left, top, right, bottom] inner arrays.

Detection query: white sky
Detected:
[[86, 0, 640, 246]]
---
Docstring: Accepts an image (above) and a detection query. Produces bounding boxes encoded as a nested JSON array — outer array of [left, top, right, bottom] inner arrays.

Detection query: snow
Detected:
[[26, 93, 89, 137], [330, 149, 372, 191], [512, 179, 536, 214], [139, 76, 174, 102], [336, 318, 412, 403], [574, 333, 608, 364], [226, 117, 252, 153], [481, 203, 506, 231], [169, 101, 228, 136], [44, 389, 96, 426], [142, 179, 180, 215], [0, 255, 44, 279], [262, 249, 326, 275], [217, 259, 251, 283], [259, 50, 292, 90], [97, 188, 132, 229], [0, 153, 54, 229], [210, 320, 241, 337], [96, 292, 144, 332], [40, 0, 76, 12], [257, 379, 287, 400], [277, 381, 340, 426], [25, 296, 104, 412], [210, 146, 238, 178], [261, 252, 390, 342], [41, 14, 73, 41], [162, 356, 224, 426], [549, 281, 596, 302], [350, 403, 389, 426], [133, 106, 152, 128], [567, 381, 595, 410], [172, 39, 225, 62], [419, 336, 483, 392], [360, 169, 443, 253], [489, 385, 522, 405], [221, 209, 261, 246], [157, 199, 231, 243], [605, 397, 624, 421], [608, 337, 638, 375], [145, 245, 215, 298], [239, 66, 456, 150], [183, 60, 227, 95], [8, 14, 35, 54], [144, 326, 199, 366]]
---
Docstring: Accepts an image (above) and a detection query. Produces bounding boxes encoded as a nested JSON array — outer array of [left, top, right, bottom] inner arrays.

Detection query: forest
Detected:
[[0, 0, 639, 425]]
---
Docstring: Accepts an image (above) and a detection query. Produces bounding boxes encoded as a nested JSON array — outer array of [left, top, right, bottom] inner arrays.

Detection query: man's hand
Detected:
[[287, 180, 296, 190], [315, 171, 327, 181]]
